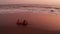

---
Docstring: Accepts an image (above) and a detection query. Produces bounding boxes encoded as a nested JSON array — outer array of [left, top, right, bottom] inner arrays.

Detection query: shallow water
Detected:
[[0, 12, 60, 31]]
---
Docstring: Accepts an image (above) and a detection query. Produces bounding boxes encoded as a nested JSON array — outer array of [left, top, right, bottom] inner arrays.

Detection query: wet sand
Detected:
[[0, 26, 60, 34], [0, 12, 60, 34]]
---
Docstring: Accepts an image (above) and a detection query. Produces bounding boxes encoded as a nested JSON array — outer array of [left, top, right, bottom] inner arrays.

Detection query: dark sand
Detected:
[[0, 26, 60, 34]]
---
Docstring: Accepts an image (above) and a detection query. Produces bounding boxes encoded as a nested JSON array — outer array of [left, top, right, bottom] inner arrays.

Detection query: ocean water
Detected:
[[0, 6, 60, 34], [0, 6, 60, 14]]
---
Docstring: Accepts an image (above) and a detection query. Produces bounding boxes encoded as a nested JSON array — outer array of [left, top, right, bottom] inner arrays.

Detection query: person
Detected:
[[22, 20, 28, 26], [16, 19, 22, 26]]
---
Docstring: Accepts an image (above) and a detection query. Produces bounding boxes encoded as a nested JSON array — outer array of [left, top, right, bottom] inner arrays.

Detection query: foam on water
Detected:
[[0, 7, 60, 15]]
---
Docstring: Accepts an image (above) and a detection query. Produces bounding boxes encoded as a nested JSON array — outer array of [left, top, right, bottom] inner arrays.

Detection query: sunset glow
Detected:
[[0, 0, 60, 5], [1, 0, 60, 34]]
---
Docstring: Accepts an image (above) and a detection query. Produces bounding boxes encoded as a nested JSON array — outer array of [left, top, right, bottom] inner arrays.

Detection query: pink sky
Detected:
[[0, 0, 60, 5]]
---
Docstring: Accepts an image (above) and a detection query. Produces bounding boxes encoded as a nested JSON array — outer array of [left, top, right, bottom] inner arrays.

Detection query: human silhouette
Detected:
[[22, 20, 28, 26], [16, 19, 22, 26]]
